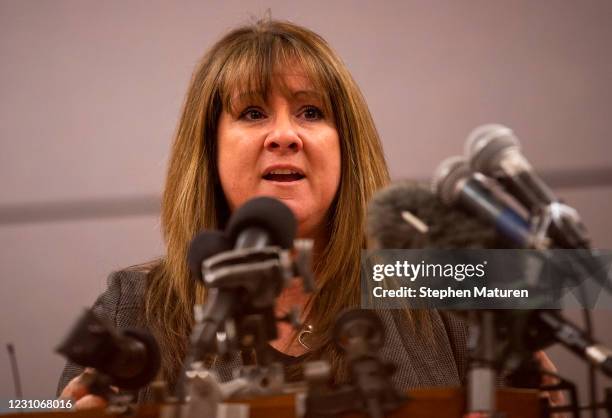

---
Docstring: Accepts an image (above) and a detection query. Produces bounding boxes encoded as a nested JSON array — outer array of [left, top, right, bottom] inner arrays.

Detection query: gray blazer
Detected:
[[57, 270, 468, 402]]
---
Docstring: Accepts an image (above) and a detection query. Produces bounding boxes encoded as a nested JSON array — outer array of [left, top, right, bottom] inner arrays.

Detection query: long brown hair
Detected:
[[144, 19, 390, 384]]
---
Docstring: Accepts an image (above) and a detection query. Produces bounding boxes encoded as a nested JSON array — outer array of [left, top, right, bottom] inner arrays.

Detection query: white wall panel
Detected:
[[0, 216, 162, 398]]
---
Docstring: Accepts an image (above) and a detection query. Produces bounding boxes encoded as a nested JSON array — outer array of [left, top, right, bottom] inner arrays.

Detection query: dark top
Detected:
[[57, 270, 468, 402]]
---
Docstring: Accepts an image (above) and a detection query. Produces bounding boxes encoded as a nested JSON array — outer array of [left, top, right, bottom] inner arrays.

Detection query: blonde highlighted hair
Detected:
[[144, 19, 390, 383]]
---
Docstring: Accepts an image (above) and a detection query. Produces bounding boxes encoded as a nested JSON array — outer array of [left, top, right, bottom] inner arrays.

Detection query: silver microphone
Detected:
[[465, 124, 589, 249]]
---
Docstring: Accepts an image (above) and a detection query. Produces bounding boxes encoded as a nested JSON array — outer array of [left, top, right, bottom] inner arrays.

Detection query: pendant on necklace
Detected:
[[297, 324, 313, 350]]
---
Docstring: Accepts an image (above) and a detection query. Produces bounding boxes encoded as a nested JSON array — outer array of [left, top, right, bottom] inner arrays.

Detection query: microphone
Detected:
[[226, 196, 296, 250], [332, 309, 403, 418], [465, 124, 589, 248], [367, 181, 612, 378], [178, 197, 304, 401], [367, 180, 505, 250], [6, 344, 23, 399], [187, 197, 296, 282], [56, 309, 161, 390], [466, 124, 556, 209], [185, 196, 297, 357], [431, 156, 543, 248], [535, 311, 612, 377], [188, 230, 232, 282]]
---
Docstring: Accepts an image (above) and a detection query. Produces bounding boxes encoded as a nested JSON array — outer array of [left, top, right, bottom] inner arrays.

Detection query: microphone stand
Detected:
[[546, 387, 612, 418], [491, 307, 612, 418], [531, 198, 610, 418], [466, 310, 499, 417]]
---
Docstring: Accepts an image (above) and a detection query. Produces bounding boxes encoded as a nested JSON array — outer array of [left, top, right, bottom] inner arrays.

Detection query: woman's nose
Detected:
[[263, 116, 303, 153]]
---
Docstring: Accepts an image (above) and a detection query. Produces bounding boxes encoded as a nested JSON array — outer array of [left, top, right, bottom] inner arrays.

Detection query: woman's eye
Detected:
[[240, 107, 266, 121], [301, 106, 324, 120]]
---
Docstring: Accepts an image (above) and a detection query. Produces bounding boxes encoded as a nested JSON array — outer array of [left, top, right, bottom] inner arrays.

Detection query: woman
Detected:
[[58, 19, 471, 407]]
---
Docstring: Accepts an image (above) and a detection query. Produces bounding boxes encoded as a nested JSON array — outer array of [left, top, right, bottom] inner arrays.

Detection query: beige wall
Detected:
[[1, 0, 611, 407]]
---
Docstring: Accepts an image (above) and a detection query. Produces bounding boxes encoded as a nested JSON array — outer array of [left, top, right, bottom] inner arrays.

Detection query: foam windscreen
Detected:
[[226, 196, 296, 249]]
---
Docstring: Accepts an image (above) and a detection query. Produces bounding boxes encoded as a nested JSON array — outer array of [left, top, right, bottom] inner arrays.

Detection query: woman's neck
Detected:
[[270, 278, 311, 356], [269, 233, 323, 356]]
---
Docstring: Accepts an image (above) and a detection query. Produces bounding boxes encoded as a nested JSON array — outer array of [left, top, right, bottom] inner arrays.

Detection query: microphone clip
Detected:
[[202, 246, 291, 307]]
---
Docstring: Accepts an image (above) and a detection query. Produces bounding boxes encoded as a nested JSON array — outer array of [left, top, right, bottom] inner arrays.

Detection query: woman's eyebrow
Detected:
[[292, 90, 322, 100], [227, 89, 322, 110], [227, 91, 266, 111]]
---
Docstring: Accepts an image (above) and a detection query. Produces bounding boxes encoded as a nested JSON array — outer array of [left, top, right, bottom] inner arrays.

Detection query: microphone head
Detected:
[[431, 156, 471, 205], [111, 328, 161, 390], [188, 230, 232, 282], [56, 310, 161, 391], [227, 197, 297, 249], [367, 181, 504, 249], [465, 124, 519, 174], [333, 309, 384, 353]]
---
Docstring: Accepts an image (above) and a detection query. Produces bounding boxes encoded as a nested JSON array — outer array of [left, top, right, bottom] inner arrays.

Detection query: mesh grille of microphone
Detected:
[[367, 181, 509, 249], [112, 328, 161, 390], [227, 197, 296, 249], [188, 230, 232, 281]]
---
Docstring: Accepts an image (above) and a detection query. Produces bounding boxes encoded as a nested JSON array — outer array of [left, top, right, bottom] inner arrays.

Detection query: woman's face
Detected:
[[217, 72, 341, 240]]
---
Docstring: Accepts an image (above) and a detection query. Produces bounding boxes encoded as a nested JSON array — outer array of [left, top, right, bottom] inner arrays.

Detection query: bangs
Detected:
[[218, 34, 333, 116]]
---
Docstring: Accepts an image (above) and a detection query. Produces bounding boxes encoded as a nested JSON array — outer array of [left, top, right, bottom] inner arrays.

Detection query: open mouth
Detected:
[[262, 168, 305, 182]]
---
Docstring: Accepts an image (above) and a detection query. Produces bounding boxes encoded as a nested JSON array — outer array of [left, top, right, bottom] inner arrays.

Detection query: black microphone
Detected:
[[432, 156, 542, 248], [465, 124, 589, 248], [185, 197, 297, 356], [333, 309, 403, 418], [188, 230, 232, 282], [56, 309, 161, 390], [187, 197, 296, 283], [178, 197, 299, 401], [226, 196, 296, 250]]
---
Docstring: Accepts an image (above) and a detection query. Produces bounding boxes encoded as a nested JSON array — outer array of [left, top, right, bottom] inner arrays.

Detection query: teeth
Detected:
[[269, 169, 300, 175]]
